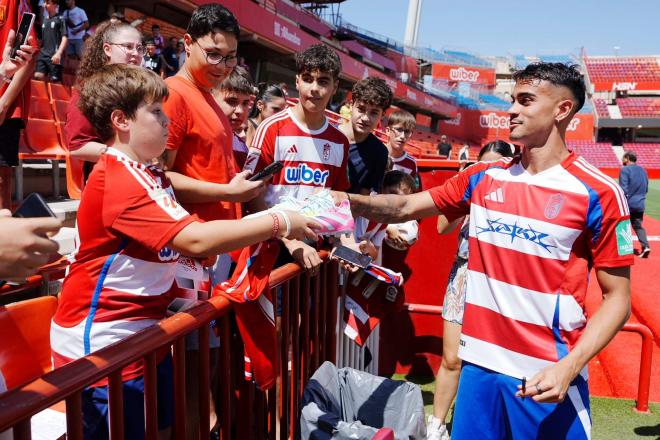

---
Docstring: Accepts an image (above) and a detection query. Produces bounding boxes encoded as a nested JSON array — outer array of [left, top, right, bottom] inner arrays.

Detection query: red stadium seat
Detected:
[[48, 82, 72, 101], [52, 99, 69, 123], [22, 118, 66, 158], [30, 79, 49, 99], [28, 98, 54, 120], [0, 296, 57, 389]]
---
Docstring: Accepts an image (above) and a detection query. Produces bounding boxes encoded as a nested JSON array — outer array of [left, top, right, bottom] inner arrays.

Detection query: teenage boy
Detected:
[[334, 63, 632, 440], [63, 0, 88, 59], [339, 77, 392, 195], [245, 43, 351, 271], [50, 63, 318, 440], [34, 0, 68, 83], [385, 109, 419, 182], [143, 39, 164, 78], [214, 66, 254, 169]]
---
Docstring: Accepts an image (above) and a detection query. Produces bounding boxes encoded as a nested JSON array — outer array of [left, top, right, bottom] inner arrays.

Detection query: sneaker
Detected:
[[309, 199, 355, 236], [426, 415, 450, 440], [640, 247, 651, 258]]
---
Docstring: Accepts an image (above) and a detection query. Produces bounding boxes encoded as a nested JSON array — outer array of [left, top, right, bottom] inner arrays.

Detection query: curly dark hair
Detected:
[[76, 21, 141, 84], [295, 44, 341, 80], [351, 77, 393, 111], [78, 64, 169, 141], [512, 62, 586, 113]]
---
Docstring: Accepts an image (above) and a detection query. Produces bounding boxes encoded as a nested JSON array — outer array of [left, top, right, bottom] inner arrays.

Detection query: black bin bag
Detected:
[[300, 361, 426, 439]]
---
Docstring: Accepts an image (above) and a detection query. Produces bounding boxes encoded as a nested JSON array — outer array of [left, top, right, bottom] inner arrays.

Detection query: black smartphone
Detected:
[[249, 161, 283, 181], [333, 245, 373, 269], [9, 12, 35, 60], [13, 193, 56, 218]]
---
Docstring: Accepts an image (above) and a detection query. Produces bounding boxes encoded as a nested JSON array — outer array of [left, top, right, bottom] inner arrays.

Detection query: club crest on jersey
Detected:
[[158, 246, 180, 262], [544, 193, 565, 219], [322, 143, 331, 161], [284, 164, 329, 185]]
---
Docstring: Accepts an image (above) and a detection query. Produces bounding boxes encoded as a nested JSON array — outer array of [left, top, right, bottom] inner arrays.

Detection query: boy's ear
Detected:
[[555, 98, 574, 124], [183, 33, 193, 56], [110, 109, 130, 133]]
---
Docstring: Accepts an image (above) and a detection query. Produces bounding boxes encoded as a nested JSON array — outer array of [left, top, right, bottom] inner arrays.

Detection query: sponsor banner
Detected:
[[438, 109, 593, 142], [394, 82, 457, 118], [590, 80, 660, 92], [432, 63, 496, 87], [416, 113, 432, 128]]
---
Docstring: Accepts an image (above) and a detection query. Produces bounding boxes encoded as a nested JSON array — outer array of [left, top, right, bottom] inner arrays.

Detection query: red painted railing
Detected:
[[0, 252, 340, 439], [403, 304, 654, 413]]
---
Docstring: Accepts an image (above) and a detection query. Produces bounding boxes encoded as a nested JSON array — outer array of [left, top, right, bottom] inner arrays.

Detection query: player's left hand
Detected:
[[516, 358, 578, 403]]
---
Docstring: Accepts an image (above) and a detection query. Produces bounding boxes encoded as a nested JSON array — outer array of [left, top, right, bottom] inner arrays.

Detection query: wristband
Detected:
[[269, 212, 280, 238], [275, 210, 291, 237]]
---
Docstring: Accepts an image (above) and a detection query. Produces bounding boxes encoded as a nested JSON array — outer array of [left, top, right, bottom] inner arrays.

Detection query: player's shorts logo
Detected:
[[544, 193, 565, 219]]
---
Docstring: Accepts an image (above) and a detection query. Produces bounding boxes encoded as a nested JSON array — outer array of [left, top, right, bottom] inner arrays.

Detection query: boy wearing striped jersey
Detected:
[[50, 65, 319, 439], [244, 44, 352, 272], [334, 63, 632, 439]]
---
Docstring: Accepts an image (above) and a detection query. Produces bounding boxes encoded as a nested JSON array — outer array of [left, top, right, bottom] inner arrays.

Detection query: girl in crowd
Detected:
[[426, 140, 515, 440], [64, 21, 144, 197], [245, 83, 287, 147]]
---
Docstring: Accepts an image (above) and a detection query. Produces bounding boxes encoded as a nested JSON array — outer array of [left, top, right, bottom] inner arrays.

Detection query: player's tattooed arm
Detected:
[[334, 191, 440, 224]]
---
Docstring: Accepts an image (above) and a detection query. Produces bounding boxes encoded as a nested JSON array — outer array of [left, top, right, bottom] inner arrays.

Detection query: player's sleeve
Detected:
[[107, 169, 197, 252], [332, 138, 351, 191], [588, 184, 635, 269], [163, 87, 190, 152], [426, 163, 484, 221], [244, 119, 275, 174]]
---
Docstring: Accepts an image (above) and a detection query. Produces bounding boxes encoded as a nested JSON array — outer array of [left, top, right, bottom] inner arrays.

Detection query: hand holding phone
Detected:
[[331, 245, 373, 269], [248, 161, 283, 182], [9, 13, 35, 61]]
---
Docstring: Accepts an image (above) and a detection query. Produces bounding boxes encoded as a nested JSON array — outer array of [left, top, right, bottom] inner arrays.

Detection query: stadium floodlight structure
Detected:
[[404, 0, 423, 55]]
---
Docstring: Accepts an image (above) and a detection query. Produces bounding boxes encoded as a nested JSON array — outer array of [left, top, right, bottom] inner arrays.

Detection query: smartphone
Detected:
[[333, 245, 373, 269], [249, 161, 283, 181], [13, 193, 56, 218], [9, 13, 35, 60]]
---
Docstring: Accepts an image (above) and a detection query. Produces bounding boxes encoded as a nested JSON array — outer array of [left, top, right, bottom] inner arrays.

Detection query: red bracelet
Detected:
[[270, 212, 280, 238]]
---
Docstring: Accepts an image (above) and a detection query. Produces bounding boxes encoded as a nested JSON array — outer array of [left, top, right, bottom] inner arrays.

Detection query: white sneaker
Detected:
[[426, 415, 450, 440]]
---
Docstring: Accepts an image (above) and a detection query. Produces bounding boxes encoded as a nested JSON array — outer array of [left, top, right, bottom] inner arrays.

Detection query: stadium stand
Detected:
[[568, 141, 620, 167], [617, 97, 660, 118], [593, 98, 610, 118], [584, 56, 660, 82], [623, 143, 660, 168]]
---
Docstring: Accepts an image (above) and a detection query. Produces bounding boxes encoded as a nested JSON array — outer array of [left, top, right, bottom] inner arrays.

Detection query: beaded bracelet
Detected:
[[269, 212, 280, 238]]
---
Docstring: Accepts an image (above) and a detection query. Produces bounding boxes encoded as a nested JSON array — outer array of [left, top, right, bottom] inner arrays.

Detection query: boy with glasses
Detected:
[[385, 110, 419, 182]]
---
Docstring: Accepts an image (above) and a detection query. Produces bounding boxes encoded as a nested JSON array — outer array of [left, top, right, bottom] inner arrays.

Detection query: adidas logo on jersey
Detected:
[[286, 144, 298, 155], [484, 188, 504, 203]]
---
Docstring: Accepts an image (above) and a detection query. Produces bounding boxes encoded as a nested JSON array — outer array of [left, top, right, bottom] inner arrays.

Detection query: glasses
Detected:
[[390, 126, 413, 138], [109, 42, 146, 56], [195, 41, 238, 67]]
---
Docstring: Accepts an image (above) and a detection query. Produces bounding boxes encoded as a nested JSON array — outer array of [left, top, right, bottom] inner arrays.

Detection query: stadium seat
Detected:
[[28, 98, 54, 120], [30, 79, 49, 99], [0, 296, 57, 389], [568, 141, 620, 168], [48, 82, 72, 102], [52, 99, 69, 123]]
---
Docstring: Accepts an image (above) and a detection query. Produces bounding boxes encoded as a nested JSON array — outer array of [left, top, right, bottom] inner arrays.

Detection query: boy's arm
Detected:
[[0, 55, 35, 125], [52, 36, 68, 65], [518, 266, 630, 403]]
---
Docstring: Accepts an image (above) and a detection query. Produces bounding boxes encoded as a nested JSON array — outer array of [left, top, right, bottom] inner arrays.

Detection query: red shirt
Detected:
[[164, 76, 238, 221], [0, 0, 36, 120], [63, 89, 98, 198]]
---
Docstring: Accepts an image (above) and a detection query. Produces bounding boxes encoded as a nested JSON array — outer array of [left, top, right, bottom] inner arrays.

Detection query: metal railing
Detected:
[[0, 252, 340, 439]]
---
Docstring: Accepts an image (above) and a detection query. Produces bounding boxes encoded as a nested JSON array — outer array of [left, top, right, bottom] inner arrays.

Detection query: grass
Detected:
[[645, 179, 660, 220], [392, 375, 660, 439]]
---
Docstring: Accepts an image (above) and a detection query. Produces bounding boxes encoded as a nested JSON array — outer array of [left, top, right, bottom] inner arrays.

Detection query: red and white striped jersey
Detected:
[[244, 108, 350, 207], [390, 152, 418, 178], [428, 152, 634, 380], [51, 148, 196, 381]]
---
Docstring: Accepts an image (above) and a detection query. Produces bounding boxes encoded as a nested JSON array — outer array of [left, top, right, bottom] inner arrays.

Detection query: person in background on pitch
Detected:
[[437, 134, 452, 159], [620, 150, 650, 258], [427, 140, 514, 440]]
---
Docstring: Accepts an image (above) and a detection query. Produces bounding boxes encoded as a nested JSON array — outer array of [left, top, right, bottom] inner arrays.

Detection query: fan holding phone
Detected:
[[1, 9, 38, 211]]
